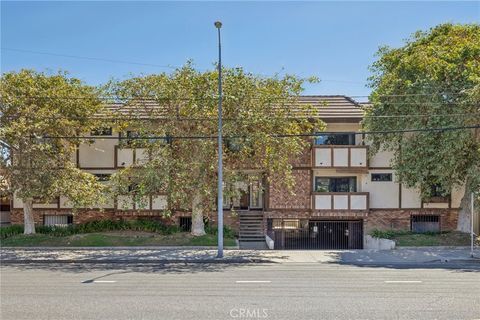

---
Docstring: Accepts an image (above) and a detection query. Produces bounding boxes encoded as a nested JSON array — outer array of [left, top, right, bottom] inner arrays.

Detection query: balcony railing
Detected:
[[313, 145, 368, 169], [116, 147, 149, 167], [313, 192, 369, 210]]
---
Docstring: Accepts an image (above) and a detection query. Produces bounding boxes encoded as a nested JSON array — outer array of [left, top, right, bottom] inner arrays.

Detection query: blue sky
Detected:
[[1, 1, 479, 100]]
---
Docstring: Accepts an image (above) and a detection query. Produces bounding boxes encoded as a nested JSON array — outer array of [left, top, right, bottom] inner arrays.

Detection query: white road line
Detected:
[[93, 280, 117, 283], [235, 280, 271, 283], [384, 280, 422, 283]]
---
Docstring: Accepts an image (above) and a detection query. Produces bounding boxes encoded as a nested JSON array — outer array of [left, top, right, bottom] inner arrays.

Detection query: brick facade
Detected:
[[268, 169, 311, 209], [9, 208, 240, 234], [365, 209, 458, 233]]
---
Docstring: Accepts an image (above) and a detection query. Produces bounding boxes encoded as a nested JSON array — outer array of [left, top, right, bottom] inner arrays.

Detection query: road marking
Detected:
[[384, 280, 422, 283], [235, 280, 271, 283], [93, 280, 117, 283]]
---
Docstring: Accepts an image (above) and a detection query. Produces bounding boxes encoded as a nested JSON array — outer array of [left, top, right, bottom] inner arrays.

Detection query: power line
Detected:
[[2, 112, 479, 122], [1, 47, 178, 69], [13, 124, 479, 141]]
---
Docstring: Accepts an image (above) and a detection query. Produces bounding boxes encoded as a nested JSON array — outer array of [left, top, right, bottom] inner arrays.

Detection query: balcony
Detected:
[[313, 145, 368, 170], [313, 192, 369, 211], [116, 147, 149, 167]]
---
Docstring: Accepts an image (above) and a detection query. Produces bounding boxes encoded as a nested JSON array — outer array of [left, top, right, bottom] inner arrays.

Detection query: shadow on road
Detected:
[[0, 261, 264, 276]]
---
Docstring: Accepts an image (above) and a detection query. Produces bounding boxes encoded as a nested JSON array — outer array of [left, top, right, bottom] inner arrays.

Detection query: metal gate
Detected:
[[271, 220, 363, 250]]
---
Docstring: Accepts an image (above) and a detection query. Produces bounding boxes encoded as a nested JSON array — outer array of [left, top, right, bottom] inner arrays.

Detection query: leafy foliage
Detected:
[[106, 64, 324, 233], [363, 24, 480, 201], [0, 70, 108, 213], [0, 219, 180, 239]]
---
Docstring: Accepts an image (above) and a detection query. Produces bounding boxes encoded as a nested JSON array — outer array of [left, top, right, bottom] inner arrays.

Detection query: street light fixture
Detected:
[[215, 21, 224, 258]]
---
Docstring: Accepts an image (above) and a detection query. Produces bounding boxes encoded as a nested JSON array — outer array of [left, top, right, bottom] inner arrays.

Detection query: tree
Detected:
[[363, 23, 480, 232], [107, 64, 322, 235], [0, 70, 107, 234]]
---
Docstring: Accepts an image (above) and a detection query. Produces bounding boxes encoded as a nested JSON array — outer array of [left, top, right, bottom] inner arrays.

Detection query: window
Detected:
[[314, 133, 355, 145], [91, 127, 112, 136], [44, 215, 73, 226], [371, 173, 392, 182], [94, 174, 111, 182], [411, 215, 440, 233], [314, 177, 357, 192], [179, 217, 192, 232], [121, 131, 169, 147], [430, 184, 449, 198], [283, 219, 300, 229]]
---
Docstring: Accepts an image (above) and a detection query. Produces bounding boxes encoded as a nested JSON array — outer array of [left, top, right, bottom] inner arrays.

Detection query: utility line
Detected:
[[14, 125, 480, 141], [2, 92, 474, 101], [2, 113, 479, 122], [1, 48, 178, 69]]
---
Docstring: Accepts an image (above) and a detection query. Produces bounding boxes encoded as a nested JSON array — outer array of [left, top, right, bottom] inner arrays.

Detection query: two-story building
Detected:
[[8, 95, 465, 249]]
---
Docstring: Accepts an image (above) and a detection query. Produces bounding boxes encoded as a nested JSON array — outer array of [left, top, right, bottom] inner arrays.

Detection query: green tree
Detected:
[[363, 23, 480, 232], [0, 70, 107, 234], [108, 65, 323, 235]]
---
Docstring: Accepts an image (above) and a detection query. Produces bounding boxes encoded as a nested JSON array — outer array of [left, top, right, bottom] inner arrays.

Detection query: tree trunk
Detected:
[[457, 180, 472, 233], [191, 190, 206, 236], [23, 198, 36, 234]]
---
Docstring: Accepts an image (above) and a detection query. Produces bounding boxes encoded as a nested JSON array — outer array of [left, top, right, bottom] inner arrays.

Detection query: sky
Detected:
[[1, 1, 479, 101]]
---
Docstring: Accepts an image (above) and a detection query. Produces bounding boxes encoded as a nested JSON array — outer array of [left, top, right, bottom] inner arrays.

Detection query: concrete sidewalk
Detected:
[[1, 247, 479, 265]]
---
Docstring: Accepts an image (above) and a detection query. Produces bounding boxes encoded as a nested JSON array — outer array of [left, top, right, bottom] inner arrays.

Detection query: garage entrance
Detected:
[[267, 219, 363, 250]]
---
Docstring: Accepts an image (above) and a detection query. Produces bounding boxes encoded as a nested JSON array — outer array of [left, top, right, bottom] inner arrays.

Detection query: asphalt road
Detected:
[[1, 262, 479, 320]]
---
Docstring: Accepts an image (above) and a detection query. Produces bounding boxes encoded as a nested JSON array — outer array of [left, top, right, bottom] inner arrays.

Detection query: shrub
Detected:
[[205, 225, 235, 238], [0, 225, 23, 239], [1, 219, 181, 239], [370, 229, 412, 239]]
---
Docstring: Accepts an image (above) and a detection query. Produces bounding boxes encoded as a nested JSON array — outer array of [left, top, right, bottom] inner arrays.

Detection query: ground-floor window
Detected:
[[411, 215, 440, 233], [179, 216, 192, 232], [43, 215, 73, 227]]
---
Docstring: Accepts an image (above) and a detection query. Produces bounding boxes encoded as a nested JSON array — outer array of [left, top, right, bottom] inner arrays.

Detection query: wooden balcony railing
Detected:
[[313, 145, 368, 169], [313, 192, 369, 210]]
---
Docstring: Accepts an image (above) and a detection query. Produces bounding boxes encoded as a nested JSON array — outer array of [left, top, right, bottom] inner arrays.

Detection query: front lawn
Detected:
[[1, 230, 237, 247], [370, 230, 476, 247]]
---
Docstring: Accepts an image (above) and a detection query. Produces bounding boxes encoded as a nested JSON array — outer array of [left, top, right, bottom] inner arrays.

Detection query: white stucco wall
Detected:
[[360, 170, 399, 208], [79, 138, 116, 168], [369, 149, 394, 168], [401, 185, 422, 208]]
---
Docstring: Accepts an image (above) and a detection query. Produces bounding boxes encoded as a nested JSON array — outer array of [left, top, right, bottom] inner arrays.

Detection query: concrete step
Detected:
[[239, 241, 268, 249]]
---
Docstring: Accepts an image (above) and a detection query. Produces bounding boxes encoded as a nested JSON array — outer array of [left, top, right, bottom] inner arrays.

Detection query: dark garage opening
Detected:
[[267, 219, 363, 250]]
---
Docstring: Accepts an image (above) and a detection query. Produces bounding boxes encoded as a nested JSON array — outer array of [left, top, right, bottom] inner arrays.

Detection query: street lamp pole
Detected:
[[471, 192, 475, 258], [215, 21, 224, 258]]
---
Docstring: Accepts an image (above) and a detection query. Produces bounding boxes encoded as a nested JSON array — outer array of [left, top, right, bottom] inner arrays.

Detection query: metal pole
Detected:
[[471, 192, 474, 258], [215, 21, 223, 258]]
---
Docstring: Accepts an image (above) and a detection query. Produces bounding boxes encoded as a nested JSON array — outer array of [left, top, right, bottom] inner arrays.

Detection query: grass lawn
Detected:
[[1, 231, 237, 247], [389, 231, 474, 247]]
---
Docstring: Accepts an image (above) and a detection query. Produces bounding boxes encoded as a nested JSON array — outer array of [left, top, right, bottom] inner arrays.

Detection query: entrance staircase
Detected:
[[238, 211, 267, 249]]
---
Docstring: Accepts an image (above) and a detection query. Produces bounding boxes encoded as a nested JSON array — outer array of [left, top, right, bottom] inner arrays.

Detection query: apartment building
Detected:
[[7, 96, 464, 249]]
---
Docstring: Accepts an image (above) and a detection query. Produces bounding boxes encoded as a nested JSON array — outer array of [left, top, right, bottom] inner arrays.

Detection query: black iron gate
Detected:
[[271, 220, 363, 250]]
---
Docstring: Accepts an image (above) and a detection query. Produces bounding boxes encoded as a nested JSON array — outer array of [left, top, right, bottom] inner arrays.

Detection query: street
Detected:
[[1, 262, 479, 320]]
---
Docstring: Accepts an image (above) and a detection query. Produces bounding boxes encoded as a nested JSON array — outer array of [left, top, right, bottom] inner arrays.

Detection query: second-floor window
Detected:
[[91, 127, 112, 136], [314, 133, 355, 145], [314, 177, 357, 192], [429, 183, 450, 198]]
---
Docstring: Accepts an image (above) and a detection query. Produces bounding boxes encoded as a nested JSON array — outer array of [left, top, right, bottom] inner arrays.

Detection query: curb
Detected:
[[0, 258, 272, 264], [397, 246, 479, 250], [0, 246, 240, 250]]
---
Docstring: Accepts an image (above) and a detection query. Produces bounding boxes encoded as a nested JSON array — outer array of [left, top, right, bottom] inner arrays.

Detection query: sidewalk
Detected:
[[1, 247, 479, 265]]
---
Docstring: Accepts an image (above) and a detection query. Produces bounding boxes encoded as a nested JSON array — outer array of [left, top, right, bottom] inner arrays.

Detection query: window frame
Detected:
[[371, 173, 393, 182], [314, 176, 357, 193], [90, 127, 113, 136], [314, 133, 356, 146]]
